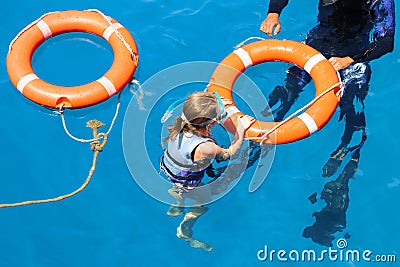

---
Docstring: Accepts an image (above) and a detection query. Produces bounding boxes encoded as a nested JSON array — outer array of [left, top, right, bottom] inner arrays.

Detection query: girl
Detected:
[[160, 91, 254, 251]]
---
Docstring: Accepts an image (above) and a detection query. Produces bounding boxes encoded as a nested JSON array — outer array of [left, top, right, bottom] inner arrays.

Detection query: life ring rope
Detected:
[[0, 119, 108, 209], [59, 78, 141, 143], [255, 81, 344, 144], [86, 9, 137, 62], [234, 36, 266, 49], [8, 11, 59, 52], [58, 89, 122, 143]]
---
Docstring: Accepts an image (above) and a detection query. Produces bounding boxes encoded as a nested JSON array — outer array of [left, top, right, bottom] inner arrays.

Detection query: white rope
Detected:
[[105, 93, 122, 136], [255, 81, 343, 144], [86, 9, 137, 62], [60, 111, 96, 143], [234, 36, 266, 49], [59, 91, 123, 143], [8, 11, 59, 53]]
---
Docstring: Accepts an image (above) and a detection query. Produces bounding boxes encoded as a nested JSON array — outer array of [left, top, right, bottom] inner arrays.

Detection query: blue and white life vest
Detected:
[[161, 133, 214, 185]]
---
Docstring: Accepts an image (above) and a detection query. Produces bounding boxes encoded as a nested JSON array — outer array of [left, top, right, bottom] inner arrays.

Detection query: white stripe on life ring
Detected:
[[17, 73, 39, 93], [220, 106, 240, 125], [233, 48, 253, 69], [97, 76, 116, 96], [37, 20, 52, 40], [304, 54, 325, 74], [103, 23, 123, 41], [298, 112, 318, 135]]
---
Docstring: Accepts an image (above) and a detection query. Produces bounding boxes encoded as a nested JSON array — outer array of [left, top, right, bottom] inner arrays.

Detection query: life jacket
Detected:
[[161, 132, 214, 186]]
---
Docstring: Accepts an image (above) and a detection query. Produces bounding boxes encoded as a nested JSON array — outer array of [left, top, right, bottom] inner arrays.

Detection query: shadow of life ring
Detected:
[[6, 10, 139, 109], [207, 39, 341, 144]]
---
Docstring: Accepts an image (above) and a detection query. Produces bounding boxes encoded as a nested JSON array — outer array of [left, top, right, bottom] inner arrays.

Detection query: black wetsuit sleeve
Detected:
[[268, 0, 289, 14], [352, 0, 395, 62]]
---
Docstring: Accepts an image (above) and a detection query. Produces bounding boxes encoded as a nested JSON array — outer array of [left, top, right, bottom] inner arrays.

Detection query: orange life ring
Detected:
[[6, 10, 139, 109], [208, 39, 341, 144]]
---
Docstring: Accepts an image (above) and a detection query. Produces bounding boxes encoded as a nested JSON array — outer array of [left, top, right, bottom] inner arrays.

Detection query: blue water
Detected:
[[0, 1, 399, 266]]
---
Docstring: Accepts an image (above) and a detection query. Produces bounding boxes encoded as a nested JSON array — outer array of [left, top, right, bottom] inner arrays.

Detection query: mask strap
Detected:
[[161, 97, 186, 123]]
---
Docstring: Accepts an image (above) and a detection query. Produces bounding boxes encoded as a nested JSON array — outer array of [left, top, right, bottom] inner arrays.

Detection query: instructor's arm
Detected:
[[260, 0, 289, 36], [260, 13, 281, 36]]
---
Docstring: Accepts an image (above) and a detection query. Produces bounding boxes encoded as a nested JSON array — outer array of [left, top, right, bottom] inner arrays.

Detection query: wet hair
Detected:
[[165, 92, 219, 142]]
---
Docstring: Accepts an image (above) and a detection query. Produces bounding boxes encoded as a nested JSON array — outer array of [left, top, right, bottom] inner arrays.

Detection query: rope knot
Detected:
[[90, 133, 108, 152], [86, 120, 108, 152], [90, 140, 102, 152]]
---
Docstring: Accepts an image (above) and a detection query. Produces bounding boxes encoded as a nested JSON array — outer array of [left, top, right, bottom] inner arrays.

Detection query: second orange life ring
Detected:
[[207, 39, 341, 144], [6, 10, 139, 109]]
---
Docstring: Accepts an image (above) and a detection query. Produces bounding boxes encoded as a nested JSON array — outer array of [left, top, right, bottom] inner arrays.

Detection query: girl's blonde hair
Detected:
[[165, 92, 219, 142]]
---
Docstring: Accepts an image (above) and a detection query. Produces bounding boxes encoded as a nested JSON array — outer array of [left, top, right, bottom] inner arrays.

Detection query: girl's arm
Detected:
[[193, 115, 255, 161]]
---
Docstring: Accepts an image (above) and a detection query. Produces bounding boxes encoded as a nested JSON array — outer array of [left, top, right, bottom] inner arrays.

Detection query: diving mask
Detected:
[[161, 92, 228, 126]]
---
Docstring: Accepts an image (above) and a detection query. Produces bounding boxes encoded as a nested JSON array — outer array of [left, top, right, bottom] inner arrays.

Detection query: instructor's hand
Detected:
[[329, 56, 354, 71], [260, 13, 281, 37]]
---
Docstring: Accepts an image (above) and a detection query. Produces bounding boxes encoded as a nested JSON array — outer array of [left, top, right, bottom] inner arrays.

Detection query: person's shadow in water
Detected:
[[262, 61, 371, 247], [302, 64, 370, 247]]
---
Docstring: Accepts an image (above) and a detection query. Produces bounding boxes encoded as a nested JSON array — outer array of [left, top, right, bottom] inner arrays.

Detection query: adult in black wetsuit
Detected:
[[260, 0, 395, 121], [259, 0, 395, 246]]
